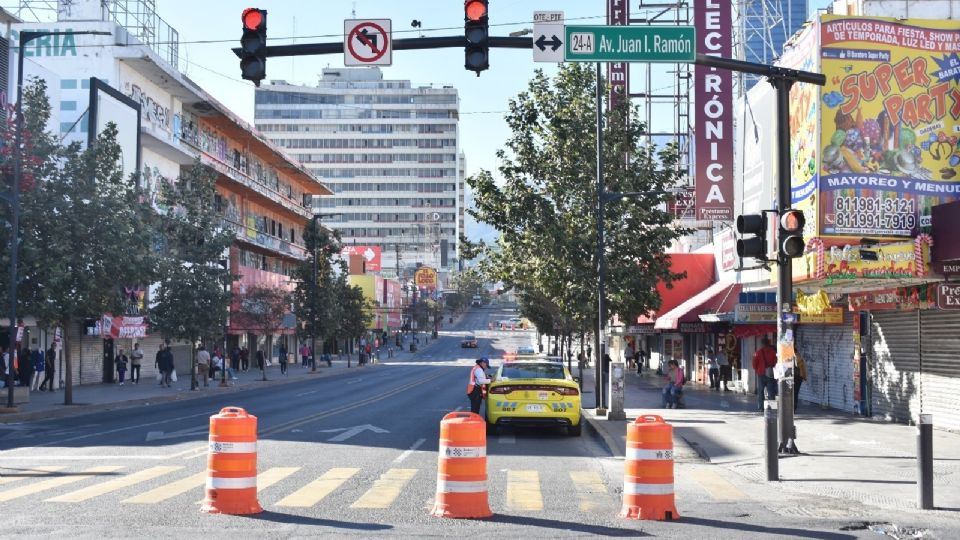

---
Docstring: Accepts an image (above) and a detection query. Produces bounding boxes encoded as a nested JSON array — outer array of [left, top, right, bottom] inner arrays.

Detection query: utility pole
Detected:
[[594, 62, 607, 415]]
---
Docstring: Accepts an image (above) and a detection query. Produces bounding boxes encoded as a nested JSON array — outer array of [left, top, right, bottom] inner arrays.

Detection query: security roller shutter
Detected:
[[797, 314, 855, 412], [918, 311, 960, 432], [870, 311, 920, 424]]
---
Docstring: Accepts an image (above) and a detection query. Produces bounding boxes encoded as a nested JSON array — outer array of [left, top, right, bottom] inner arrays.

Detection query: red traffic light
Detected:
[[465, 0, 487, 21], [780, 209, 805, 232], [242, 8, 264, 30]]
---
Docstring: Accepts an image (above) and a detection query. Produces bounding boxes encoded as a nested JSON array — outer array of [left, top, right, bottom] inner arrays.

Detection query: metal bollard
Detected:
[[917, 413, 933, 510], [764, 399, 779, 481]]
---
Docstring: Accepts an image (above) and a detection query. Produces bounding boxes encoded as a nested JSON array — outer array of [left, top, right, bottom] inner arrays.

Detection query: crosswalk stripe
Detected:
[[47, 466, 183, 503], [690, 468, 747, 502], [506, 470, 543, 512], [0, 466, 123, 502], [195, 466, 301, 503], [275, 467, 359, 508], [350, 469, 418, 509], [0, 466, 67, 485], [122, 472, 206, 504], [569, 470, 615, 512]]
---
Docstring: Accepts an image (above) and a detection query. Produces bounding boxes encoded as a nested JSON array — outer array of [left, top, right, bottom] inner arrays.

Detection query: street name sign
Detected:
[[533, 10, 564, 63], [344, 19, 392, 66], [564, 25, 696, 63]]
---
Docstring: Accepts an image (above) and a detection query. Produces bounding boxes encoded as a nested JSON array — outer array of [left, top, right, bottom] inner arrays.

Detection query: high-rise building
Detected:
[[740, 0, 809, 89], [254, 68, 461, 281]]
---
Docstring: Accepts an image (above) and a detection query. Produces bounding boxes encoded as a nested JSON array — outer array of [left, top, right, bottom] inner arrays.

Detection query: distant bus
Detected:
[[472, 295, 482, 306]]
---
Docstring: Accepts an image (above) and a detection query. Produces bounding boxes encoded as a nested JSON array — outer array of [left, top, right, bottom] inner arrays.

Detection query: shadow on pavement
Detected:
[[783, 478, 915, 484], [676, 516, 856, 539], [487, 513, 647, 537], [239, 510, 393, 531]]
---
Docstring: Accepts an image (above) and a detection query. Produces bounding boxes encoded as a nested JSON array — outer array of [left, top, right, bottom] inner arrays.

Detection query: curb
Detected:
[[0, 363, 370, 424], [583, 409, 625, 458]]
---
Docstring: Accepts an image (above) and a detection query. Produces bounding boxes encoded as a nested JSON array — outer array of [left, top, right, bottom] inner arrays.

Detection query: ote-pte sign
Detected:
[[344, 19, 392, 66], [564, 25, 696, 63], [533, 11, 564, 63]]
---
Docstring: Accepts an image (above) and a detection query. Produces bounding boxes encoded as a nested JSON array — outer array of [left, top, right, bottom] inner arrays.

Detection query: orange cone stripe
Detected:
[[207, 476, 258, 489]]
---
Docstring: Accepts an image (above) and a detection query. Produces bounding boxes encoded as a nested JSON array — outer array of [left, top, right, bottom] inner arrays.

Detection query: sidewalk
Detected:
[[582, 365, 960, 515], [0, 347, 405, 424]]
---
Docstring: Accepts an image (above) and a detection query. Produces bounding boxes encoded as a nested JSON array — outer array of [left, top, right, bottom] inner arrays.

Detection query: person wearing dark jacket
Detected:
[[40, 346, 56, 391], [31, 348, 44, 391], [156, 343, 174, 387]]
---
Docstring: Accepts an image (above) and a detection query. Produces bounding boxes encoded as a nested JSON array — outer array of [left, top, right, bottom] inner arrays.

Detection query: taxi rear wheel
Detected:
[[568, 421, 582, 437]]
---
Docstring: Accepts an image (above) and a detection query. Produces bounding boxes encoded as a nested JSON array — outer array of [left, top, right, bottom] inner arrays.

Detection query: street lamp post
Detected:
[[3, 30, 110, 408]]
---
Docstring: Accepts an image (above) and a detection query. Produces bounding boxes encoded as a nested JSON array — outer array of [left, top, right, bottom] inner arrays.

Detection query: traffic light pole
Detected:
[[231, 36, 532, 60], [594, 62, 607, 415]]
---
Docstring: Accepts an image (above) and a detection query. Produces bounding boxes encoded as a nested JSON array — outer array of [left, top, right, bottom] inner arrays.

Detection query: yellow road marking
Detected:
[[0, 466, 123, 502], [122, 472, 206, 504], [48, 466, 183, 503], [166, 445, 206, 460], [506, 470, 543, 512], [195, 466, 301, 503], [690, 467, 747, 502], [0, 466, 67, 485], [350, 469, 418, 509], [275, 468, 359, 508], [569, 470, 614, 512]]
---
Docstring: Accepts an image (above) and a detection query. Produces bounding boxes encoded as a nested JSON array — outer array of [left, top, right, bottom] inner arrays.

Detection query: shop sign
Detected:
[[937, 283, 960, 310], [100, 315, 148, 339], [718, 228, 736, 271], [797, 307, 844, 325], [848, 285, 935, 311], [414, 267, 438, 291], [679, 322, 708, 333], [734, 303, 776, 323], [809, 240, 930, 281], [932, 260, 960, 279], [626, 325, 657, 334]]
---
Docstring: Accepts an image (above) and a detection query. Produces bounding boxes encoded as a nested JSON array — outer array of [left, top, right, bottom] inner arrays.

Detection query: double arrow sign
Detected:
[[535, 34, 562, 52], [533, 10, 564, 63]]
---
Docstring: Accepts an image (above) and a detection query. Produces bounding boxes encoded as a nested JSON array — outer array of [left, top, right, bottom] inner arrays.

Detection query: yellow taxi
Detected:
[[485, 358, 582, 436]]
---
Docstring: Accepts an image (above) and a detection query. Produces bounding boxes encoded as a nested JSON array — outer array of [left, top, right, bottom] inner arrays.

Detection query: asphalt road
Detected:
[[0, 306, 913, 538]]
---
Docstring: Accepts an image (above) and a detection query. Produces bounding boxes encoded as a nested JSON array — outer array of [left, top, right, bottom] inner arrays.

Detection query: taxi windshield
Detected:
[[500, 363, 565, 380]]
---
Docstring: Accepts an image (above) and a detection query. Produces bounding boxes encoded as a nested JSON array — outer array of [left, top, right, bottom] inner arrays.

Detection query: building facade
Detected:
[[4, 0, 330, 386], [740, 0, 809, 89], [253, 68, 461, 281]]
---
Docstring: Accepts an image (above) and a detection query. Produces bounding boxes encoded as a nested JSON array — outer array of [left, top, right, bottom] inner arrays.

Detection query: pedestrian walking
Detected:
[[130, 343, 143, 384], [256, 349, 265, 372], [706, 346, 720, 390], [752, 336, 778, 411], [196, 345, 211, 387], [19, 346, 33, 387], [115, 349, 128, 386], [31, 347, 44, 391], [300, 343, 310, 368], [40, 346, 55, 391], [156, 343, 174, 387], [661, 359, 685, 408], [230, 346, 241, 372], [794, 351, 807, 411], [240, 347, 250, 371], [279, 345, 288, 375], [467, 357, 492, 415], [717, 346, 731, 391]]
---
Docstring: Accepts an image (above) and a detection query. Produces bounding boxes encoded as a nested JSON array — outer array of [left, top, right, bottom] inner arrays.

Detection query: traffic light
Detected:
[[736, 213, 768, 261], [240, 8, 267, 86], [464, 0, 489, 75], [779, 209, 806, 258]]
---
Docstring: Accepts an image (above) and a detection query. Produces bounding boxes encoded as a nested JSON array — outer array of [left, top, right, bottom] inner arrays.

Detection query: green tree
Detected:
[[231, 285, 291, 381], [336, 279, 372, 367], [468, 63, 687, 333], [150, 161, 234, 390], [0, 79, 160, 405], [291, 220, 343, 371]]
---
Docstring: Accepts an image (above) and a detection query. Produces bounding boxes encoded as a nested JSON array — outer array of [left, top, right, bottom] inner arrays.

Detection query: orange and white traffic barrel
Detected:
[[431, 411, 492, 519], [619, 414, 679, 521], [200, 406, 263, 515]]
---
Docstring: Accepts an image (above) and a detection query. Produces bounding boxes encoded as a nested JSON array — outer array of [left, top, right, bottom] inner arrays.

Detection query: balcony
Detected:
[[200, 153, 312, 219], [221, 218, 307, 261]]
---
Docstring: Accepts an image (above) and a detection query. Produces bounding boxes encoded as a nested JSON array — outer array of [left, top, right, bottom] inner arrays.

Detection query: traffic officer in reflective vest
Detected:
[[467, 357, 492, 414]]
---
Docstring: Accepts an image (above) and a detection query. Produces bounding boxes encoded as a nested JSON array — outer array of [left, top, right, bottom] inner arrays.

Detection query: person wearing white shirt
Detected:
[[467, 358, 492, 414]]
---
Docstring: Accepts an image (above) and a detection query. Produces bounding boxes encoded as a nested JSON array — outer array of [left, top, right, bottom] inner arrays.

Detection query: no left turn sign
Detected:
[[344, 19, 392, 66]]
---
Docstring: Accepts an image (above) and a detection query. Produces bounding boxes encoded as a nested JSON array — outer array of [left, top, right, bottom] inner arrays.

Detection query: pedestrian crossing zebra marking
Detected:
[[0, 465, 66, 485], [689, 467, 746, 501], [275, 467, 359, 508], [569, 470, 615, 512], [122, 472, 206, 504], [194, 467, 301, 504], [506, 470, 543, 512], [0, 465, 123, 502], [48, 466, 183, 503], [350, 469, 418, 509]]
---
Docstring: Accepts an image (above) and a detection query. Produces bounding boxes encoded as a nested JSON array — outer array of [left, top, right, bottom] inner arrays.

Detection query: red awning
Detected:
[[636, 253, 716, 324], [654, 282, 741, 330], [734, 324, 776, 338]]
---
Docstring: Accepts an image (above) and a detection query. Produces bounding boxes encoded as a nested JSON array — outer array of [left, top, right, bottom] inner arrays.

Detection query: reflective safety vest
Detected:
[[466, 366, 486, 396]]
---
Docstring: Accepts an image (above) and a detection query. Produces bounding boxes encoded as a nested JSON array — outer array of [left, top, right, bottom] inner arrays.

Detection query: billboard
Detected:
[[414, 267, 438, 291], [694, 0, 734, 222], [88, 77, 141, 185], [819, 15, 960, 238], [341, 245, 382, 272]]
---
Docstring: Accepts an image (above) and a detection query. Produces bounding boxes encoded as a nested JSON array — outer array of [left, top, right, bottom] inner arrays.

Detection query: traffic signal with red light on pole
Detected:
[[464, 0, 489, 75], [240, 8, 267, 86], [778, 209, 806, 258], [736, 213, 768, 261]]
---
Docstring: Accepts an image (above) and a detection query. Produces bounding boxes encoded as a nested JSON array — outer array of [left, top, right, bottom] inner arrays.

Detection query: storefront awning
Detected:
[[636, 253, 716, 324], [654, 282, 741, 331]]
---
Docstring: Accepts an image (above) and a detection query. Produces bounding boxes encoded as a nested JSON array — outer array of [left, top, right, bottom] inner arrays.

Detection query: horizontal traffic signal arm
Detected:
[[230, 36, 532, 58]]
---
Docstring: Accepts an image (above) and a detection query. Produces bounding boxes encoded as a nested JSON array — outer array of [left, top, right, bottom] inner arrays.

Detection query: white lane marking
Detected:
[[393, 438, 426, 464], [295, 389, 321, 397], [0, 455, 174, 461], [18, 410, 213, 449], [499, 432, 516, 444], [346, 379, 362, 385]]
